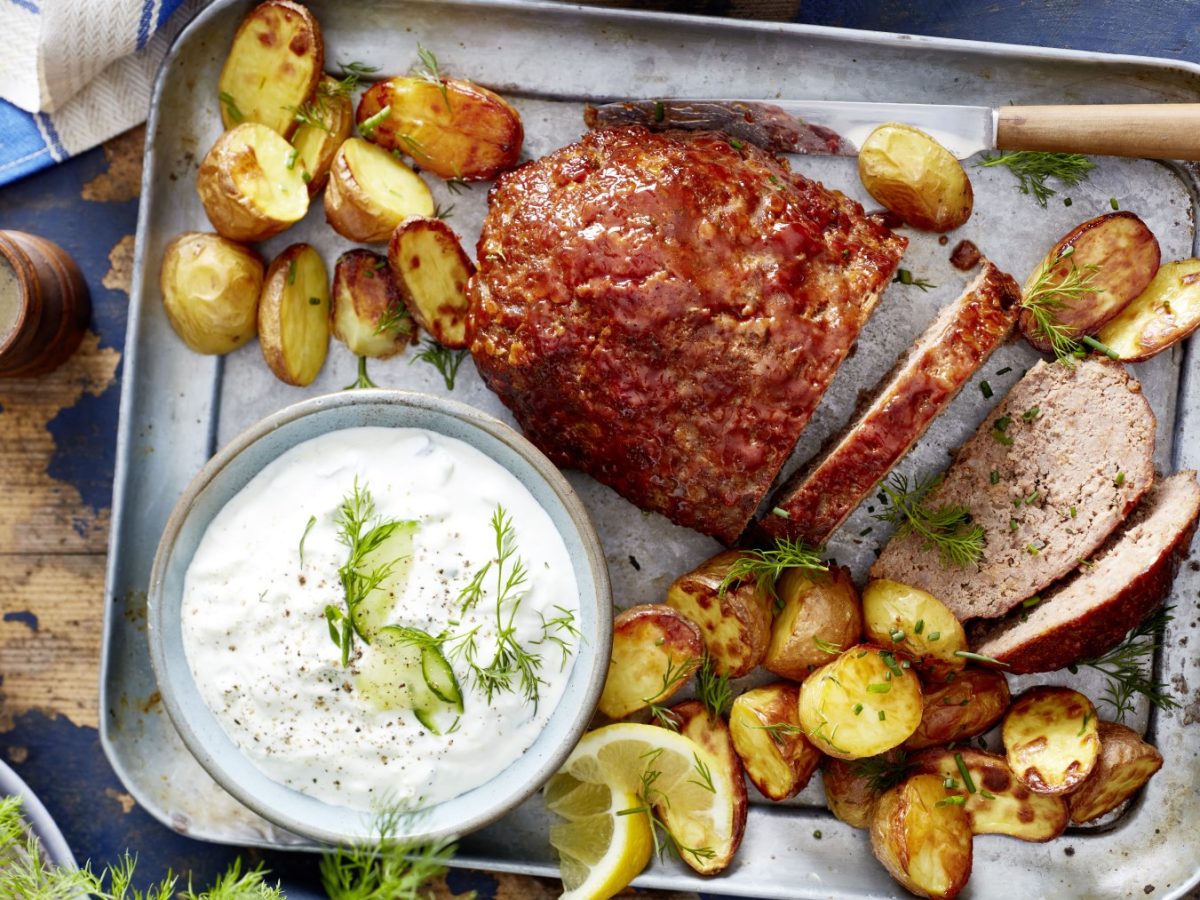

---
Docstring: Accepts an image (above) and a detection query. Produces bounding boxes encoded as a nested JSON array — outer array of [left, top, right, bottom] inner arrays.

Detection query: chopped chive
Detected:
[[980, 789, 997, 800], [1010, 518, 1020, 531], [928, 631, 941, 641], [866, 683, 891, 694], [1022, 595, 1042, 608], [954, 650, 1009, 666], [771, 506, 791, 519], [1110, 197, 1120, 210], [944, 777, 958, 789], [936, 795, 967, 807], [301, 170, 313, 184], [1081, 335, 1121, 359], [285, 147, 299, 169], [914, 619, 925, 635], [955, 753, 977, 793], [898, 268, 913, 285], [1064, 197, 1073, 207], [728, 138, 745, 150], [1022, 405, 1041, 421], [859, 526, 873, 536], [980, 380, 993, 399], [1115, 471, 1126, 486], [1027, 543, 1040, 556], [890, 629, 905, 643], [1060, 245, 1076, 258], [359, 104, 392, 140], [996, 366, 1012, 376], [653, 99, 665, 122], [990, 470, 1000, 485], [994, 415, 1012, 432], [878, 710, 887, 721], [852, 703, 863, 715], [1070, 506, 1077, 518], [287, 259, 297, 285]]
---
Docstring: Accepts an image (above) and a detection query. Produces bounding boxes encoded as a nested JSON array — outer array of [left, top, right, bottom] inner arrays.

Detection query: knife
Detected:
[[584, 100, 1200, 161]]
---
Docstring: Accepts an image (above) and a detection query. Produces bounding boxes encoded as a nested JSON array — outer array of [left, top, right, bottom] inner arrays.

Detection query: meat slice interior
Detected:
[[468, 126, 906, 544], [870, 358, 1155, 620], [973, 471, 1200, 673], [758, 258, 1019, 547]]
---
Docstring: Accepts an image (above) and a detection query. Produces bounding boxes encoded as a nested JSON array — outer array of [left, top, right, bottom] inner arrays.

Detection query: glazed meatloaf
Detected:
[[760, 259, 1020, 546], [468, 126, 906, 543], [973, 471, 1200, 673], [871, 358, 1155, 620]]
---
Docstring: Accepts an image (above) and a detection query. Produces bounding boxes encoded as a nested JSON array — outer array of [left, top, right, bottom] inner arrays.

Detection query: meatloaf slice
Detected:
[[758, 259, 1020, 547], [870, 358, 1155, 620], [468, 126, 906, 544], [973, 471, 1200, 673]]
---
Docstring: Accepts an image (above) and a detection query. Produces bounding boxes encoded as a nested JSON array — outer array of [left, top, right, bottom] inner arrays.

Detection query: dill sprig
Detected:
[[1021, 247, 1104, 363], [718, 537, 828, 598], [374, 303, 415, 338], [412, 44, 450, 107], [412, 338, 469, 390], [290, 61, 378, 134], [1070, 606, 1179, 722], [893, 269, 936, 291], [851, 750, 912, 794], [873, 472, 985, 568], [320, 808, 457, 900], [695, 655, 732, 718], [643, 655, 700, 729], [978, 151, 1096, 206], [344, 356, 379, 391], [182, 859, 283, 899], [325, 479, 416, 666], [535, 604, 581, 669], [615, 765, 716, 865], [217, 90, 243, 124], [748, 721, 803, 747]]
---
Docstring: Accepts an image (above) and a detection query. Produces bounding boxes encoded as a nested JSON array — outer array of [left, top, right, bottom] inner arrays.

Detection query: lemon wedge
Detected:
[[544, 723, 736, 898]]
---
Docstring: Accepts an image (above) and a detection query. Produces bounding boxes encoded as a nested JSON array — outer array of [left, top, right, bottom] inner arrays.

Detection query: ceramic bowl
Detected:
[[147, 390, 611, 845]]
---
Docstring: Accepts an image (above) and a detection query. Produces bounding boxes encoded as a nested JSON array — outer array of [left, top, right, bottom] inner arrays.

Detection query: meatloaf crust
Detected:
[[870, 358, 1155, 620], [973, 471, 1200, 673], [468, 126, 906, 543], [759, 259, 1019, 546]]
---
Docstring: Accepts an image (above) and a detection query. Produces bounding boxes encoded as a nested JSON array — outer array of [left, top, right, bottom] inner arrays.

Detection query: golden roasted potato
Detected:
[[1019, 212, 1160, 351], [822, 754, 887, 829], [904, 668, 1010, 750], [324, 138, 435, 243], [858, 123, 973, 232], [764, 566, 862, 681], [388, 217, 474, 349], [1002, 686, 1100, 795], [197, 123, 310, 243], [1068, 720, 1163, 824], [216, 0, 323, 137], [291, 76, 355, 195], [728, 682, 821, 800], [160, 232, 262, 354], [258, 244, 330, 386], [870, 774, 973, 900], [658, 700, 747, 874], [1098, 258, 1200, 361], [908, 747, 1069, 842], [356, 75, 523, 180], [598, 604, 703, 720], [331, 249, 413, 358], [797, 645, 923, 759], [862, 579, 967, 673], [664, 551, 772, 678]]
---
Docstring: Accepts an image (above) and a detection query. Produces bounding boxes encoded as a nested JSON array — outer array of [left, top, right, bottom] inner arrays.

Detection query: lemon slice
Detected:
[[544, 723, 736, 898]]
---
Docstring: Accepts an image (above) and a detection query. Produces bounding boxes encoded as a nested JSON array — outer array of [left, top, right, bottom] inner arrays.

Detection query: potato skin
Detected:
[[858, 123, 973, 232], [1003, 687, 1100, 795], [258, 243, 330, 386], [160, 232, 262, 354], [821, 750, 907, 829], [659, 700, 747, 873], [292, 76, 354, 195], [197, 123, 309, 242], [388, 217, 475, 349], [1098, 258, 1200, 361], [904, 668, 1010, 750], [1068, 721, 1163, 824], [764, 566, 862, 681], [664, 551, 771, 678], [870, 774, 973, 900], [728, 682, 821, 800], [357, 76, 523, 180], [331, 249, 413, 358], [324, 138, 435, 243], [598, 604, 703, 720]]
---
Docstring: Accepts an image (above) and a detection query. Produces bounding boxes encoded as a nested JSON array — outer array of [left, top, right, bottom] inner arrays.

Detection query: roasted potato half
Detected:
[[1068, 720, 1163, 824], [331, 249, 413, 358], [258, 244, 330, 386], [665, 551, 772, 678], [862, 579, 967, 672], [598, 604, 703, 720], [1003, 686, 1100, 795], [160, 232, 262, 354], [356, 75, 523, 180], [797, 645, 923, 759], [870, 774, 973, 900], [291, 76, 355, 195], [659, 700, 747, 874], [216, 0, 323, 137], [197, 123, 310, 243], [1098, 258, 1200, 361], [858, 123, 973, 232], [908, 747, 1069, 842], [821, 754, 897, 829], [388, 217, 474, 349], [764, 566, 862, 681], [729, 682, 821, 800], [904, 668, 1010, 750], [1019, 212, 1160, 351], [324, 138, 435, 243]]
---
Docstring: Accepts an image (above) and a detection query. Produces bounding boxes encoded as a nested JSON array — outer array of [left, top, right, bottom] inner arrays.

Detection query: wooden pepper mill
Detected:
[[0, 230, 91, 377]]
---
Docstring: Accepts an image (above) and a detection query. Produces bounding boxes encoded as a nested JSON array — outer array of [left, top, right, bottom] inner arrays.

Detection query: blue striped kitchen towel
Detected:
[[0, 0, 206, 186]]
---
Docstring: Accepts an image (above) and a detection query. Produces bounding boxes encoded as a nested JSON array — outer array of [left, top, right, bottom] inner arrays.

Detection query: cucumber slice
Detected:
[[421, 644, 464, 710]]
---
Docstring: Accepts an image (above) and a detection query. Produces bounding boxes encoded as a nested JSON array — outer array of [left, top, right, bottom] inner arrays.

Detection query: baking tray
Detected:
[[101, 0, 1200, 896]]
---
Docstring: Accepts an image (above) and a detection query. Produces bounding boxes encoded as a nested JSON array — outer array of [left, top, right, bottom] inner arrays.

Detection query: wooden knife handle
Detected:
[[995, 104, 1200, 160]]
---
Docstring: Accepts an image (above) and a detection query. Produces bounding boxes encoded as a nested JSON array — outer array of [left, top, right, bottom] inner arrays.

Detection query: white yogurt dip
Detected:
[[181, 426, 581, 811]]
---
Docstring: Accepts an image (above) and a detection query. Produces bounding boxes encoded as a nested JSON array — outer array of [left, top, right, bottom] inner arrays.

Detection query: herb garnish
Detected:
[[615, 762, 716, 865], [1070, 607, 1179, 721], [535, 605, 581, 670], [717, 537, 828, 598], [299, 514, 317, 565], [412, 338, 469, 390], [359, 104, 392, 141], [319, 807, 457, 899], [978, 151, 1096, 206], [218, 90, 244, 123], [893, 269, 936, 291], [413, 44, 451, 107], [873, 472, 985, 568], [374, 303, 415, 338], [344, 356, 379, 390], [642, 656, 700, 730], [852, 751, 911, 794], [748, 721, 803, 746], [695, 655, 732, 718], [289, 61, 379, 134], [1021, 248, 1104, 363]]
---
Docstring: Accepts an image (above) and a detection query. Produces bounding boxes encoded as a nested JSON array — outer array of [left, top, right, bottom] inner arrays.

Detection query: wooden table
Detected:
[[0, 2, 1196, 895]]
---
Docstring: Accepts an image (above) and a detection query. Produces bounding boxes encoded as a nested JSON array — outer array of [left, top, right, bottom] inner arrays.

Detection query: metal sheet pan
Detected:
[[102, 0, 1200, 896]]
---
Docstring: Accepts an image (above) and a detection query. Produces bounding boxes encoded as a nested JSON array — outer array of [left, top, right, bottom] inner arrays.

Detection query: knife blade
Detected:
[[585, 100, 1200, 161]]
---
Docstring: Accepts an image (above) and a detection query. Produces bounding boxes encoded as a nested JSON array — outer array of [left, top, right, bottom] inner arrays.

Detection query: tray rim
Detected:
[[100, 0, 1200, 895]]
